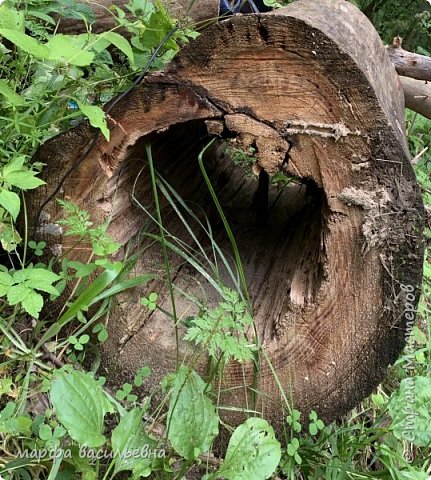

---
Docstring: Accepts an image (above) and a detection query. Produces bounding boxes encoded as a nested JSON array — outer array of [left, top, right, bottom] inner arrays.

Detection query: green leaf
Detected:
[[168, 366, 219, 460], [46, 34, 94, 66], [104, 31, 134, 65], [37, 263, 122, 349], [0, 271, 13, 296], [0, 5, 24, 30], [4, 170, 45, 190], [388, 376, 431, 447], [79, 334, 90, 344], [0, 79, 25, 106], [396, 469, 430, 480], [216, 418, 281, 480], [111, 408, 156, 476], [0, 189, 20, 220], [89, 274, 154, 306], [27, 267, 61, 285], [7, 283, 31, 305], [50, 367, 114, 447], [0, 28, 50, 58], [77, 101, 109, 140], [21, 290, 44, 318]]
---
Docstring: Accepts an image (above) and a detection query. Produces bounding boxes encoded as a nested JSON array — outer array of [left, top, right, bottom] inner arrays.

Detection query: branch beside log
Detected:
[[401, 76, 431, 119], [387, 36, 431, 82]]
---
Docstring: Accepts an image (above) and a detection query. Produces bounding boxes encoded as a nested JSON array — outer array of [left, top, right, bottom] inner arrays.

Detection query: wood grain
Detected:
[[28, 0, 425, 432]]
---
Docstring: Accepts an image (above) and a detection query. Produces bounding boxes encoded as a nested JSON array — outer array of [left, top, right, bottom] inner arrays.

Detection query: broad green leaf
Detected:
[[0, 79, 25, 106], [0, 272, 13, 284], [21, 290, 44, 318], [36, 263, 122, 348], [27, 267, 61, 286], [77, 101, 109, 140], [104, 32, 134, 65], [216, 418, 281, 480], [4, 170, 45, 190], [46, 35, 94, 66], [0, 5, 24, 30], [0, 29, 49, 58], [111, 408, 156, 476], [388, 376, 431, 447], [396, 469, 430, 480], [168, 366, 219, 460], [3, 156, 25, 175], [0, 189, 20, 220], [7, 283, 30, 305], [50, 367, 114, 447]]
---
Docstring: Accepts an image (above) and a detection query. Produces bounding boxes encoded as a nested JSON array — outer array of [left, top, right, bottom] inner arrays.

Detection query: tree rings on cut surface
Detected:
[[28, 0, 425, 429]]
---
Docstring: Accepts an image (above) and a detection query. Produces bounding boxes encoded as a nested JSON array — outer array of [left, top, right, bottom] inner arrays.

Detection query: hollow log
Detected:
[[28, 0, 425, 430]]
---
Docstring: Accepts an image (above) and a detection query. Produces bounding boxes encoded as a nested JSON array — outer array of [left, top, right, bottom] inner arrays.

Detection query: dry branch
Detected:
[[387, 36, 431, 82], [401, 76, 431, 120]]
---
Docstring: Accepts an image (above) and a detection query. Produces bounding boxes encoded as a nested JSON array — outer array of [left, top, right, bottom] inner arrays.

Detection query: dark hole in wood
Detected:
[[123, 119, 327, 343]]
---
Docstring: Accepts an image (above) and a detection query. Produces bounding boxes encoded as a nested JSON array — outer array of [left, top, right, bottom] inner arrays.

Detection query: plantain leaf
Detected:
[[167, 366, 219, 460], [216, 418, 281, 480], [50, 367, 114, 447], [111, 408, 156, 476]]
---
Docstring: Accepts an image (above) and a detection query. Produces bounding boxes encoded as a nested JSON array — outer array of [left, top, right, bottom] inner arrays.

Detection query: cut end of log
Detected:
[[28, 0, 425, 431]]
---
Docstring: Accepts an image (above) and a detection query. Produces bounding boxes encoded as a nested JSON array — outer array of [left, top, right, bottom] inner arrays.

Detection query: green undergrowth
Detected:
[[0, 1, 430, 479]]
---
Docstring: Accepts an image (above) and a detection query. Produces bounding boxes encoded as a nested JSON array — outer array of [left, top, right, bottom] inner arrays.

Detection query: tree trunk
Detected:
[[28, 0, 425, 430]]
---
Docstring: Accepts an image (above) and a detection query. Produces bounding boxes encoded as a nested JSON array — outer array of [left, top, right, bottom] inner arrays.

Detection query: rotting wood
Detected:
[[27, 0, 425, 433]]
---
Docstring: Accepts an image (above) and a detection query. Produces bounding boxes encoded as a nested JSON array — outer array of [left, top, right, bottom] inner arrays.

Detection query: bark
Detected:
[[387, 37, 431, 82], [28, 0, 425, 431]]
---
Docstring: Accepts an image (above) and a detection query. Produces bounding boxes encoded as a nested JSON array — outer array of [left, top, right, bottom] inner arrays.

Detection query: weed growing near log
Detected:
[[0, 1, 431, 480]]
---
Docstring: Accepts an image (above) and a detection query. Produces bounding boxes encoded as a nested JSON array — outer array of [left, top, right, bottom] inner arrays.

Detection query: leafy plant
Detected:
[[184, 287, 257, 364], [140, 291, 158, 311]]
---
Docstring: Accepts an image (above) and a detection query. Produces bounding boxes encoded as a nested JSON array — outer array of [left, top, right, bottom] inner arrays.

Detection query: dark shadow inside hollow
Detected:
[[124, 119, 328, 343]]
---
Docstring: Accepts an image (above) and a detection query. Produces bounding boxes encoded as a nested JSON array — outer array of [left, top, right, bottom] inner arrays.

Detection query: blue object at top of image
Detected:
[[219, 0, 272, 15]]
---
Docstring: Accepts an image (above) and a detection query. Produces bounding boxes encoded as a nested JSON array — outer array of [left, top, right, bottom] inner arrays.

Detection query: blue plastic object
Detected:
[[220, 0, 270, 15]]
